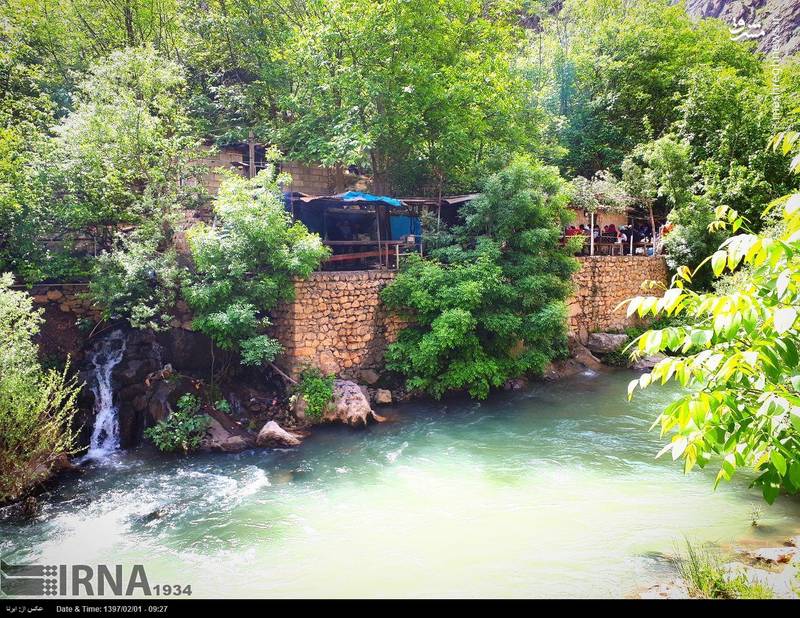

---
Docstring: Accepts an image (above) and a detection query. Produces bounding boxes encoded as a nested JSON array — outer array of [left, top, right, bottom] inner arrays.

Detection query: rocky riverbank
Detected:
[[639, 534, 800, 599]]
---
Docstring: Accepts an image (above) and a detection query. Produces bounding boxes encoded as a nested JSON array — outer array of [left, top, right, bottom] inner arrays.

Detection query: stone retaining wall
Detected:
[[26, 283, 101, 321], [568, 256, 669, 341], [269, 271, 409, 380], [28, 256, 669, 374]]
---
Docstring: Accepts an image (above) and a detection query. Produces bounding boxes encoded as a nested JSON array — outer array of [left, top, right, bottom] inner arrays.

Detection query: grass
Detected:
[[674, 540, 773, 599]]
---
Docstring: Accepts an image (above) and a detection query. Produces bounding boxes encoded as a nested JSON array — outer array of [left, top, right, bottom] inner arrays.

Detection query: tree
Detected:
[[570, 169, 630, 253], [381, 157, 579, 398], [184, 158, 329, 370], [48, 45, 203, 249], [625, 135, 800, 503], [277, 0, 542, 194], [545, 0, 762, 177], [89, 223, 183, 331], [0, 273, 81, 503], [0, 19, 64, 281], [622, 134, 726, 287]]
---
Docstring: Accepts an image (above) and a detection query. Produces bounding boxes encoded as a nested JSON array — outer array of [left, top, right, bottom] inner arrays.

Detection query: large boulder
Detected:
[[544, 337, 605, 380], [200, 407, 256, 453], [586, 332, 629, 355], [569, 337, 604, 370], [256, 421, 304, 448], [358, 369, 380, 385], [323, 379, 383, 426]]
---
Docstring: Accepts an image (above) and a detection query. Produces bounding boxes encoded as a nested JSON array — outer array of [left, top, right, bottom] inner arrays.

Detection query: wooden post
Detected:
[[589, 211, 595, 256], [248, 130, 256, 179], [376, 205, 383, 269]]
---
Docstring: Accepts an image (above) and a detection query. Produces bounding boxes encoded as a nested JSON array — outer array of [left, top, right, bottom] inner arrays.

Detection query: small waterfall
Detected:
[[85, 330, 127, 460]]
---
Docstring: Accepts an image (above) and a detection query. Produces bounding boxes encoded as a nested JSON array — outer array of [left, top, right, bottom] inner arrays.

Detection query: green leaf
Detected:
[[711, 250, 727, 277], [789, 462, 800, 489], [770, 450, 787, 477], [762, 481, 780, 505]]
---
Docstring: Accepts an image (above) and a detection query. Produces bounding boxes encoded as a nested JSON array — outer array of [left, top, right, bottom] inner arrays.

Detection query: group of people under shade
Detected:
[[563, 222, 654, 255]]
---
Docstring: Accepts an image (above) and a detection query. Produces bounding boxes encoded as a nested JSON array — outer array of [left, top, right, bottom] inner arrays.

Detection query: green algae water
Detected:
[[2, 370, 799, 598]]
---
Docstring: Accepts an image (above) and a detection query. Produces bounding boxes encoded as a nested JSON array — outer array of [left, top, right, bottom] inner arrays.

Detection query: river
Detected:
[[2, 370, 799, 598]]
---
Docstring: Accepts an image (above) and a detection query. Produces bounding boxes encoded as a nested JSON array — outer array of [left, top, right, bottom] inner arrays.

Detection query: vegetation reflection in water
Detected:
[[2, 371, 799, 598]]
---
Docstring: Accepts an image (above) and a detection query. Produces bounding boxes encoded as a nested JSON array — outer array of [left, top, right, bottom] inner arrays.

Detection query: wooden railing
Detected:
[[321, 240, 420, 269]]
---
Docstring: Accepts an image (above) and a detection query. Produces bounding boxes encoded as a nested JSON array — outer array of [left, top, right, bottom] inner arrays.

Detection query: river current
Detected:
[[2, 370, 799, 598]]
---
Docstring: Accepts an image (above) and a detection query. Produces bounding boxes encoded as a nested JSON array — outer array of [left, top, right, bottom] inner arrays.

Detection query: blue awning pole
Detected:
[[376, 204, 383, 269]]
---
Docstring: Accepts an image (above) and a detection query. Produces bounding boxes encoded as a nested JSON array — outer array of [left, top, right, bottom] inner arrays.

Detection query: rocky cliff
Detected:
[[680, 0, 800, 57]]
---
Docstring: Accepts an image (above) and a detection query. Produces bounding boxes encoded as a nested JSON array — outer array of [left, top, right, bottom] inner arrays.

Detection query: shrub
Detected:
[[295, 367, 335, 420], [382, 158, 578, 399], [0, 273, 81, 503], [184, 159, 329, 368], [144, 394, 210, 454], [90, 224, 182, 331], [675, 541, 772, 599]]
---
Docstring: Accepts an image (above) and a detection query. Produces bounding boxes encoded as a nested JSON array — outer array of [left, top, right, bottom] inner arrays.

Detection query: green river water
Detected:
[[2, 370, 799, 598]]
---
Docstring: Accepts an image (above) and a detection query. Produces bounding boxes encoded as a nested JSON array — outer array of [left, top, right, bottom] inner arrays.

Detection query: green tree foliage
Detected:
[[184, 159, 329, 366], [89, 224, 183, 331], [0, 19, 62, 281], [0, 273, 81, 502], [621, 134, 727, 287], [177, 0, 295, 142], [545, 0, 761, 177], [626, 138, 800, 503], [382, 158, 578, 398], [676, 65, 799, 224], [48, 46, 202, 240], [144, 393, 210, 453], [278, 0, 543, 194]]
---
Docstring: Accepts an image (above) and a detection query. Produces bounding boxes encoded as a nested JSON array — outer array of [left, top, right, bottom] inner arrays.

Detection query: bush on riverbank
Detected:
[[382, 158, 580, 399], [294, 368, 335, 420], [144, 394, 211, 454], [0, 274, 81, 503]]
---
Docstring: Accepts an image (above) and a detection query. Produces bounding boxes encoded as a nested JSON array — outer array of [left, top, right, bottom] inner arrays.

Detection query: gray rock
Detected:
[[201, 407, 257, 452], [359, 369, 380, 385], [569, 337, 605, 370], [586, 332, 629, 355], [749, 546, 798, 565], [375, 388, 392, 404], [256, 421, 303, 448], [202, 417, 251, 452], [324, 380, 382, 426], [632, 354, 666, 371]]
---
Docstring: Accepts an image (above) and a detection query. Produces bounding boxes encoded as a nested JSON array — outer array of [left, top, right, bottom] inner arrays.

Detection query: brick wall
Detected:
[[194, 147, 245, 195], [194, 149, 369, 197], [28, 283, 101, 321]]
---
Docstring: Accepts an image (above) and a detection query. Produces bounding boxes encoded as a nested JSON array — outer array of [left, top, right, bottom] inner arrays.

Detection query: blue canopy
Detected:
[[335, 191, 404, 208]]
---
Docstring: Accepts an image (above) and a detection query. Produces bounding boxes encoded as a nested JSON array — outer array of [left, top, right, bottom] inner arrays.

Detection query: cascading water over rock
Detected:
[[84, 330, 127, 460]]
